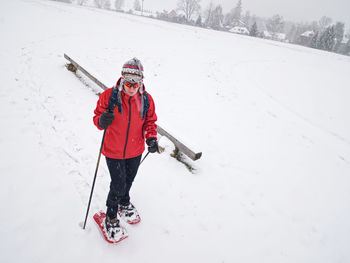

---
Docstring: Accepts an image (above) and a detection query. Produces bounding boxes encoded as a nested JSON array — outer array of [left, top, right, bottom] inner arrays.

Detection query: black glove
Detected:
[[146, 137, 158, 153], [98, 110, 114, 129]]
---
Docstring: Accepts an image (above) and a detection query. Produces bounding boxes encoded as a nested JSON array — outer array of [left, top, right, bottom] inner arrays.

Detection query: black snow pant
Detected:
[[105, 155, 142, 219]]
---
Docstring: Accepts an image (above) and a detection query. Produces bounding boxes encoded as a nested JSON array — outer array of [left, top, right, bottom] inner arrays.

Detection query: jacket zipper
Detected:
[[141, 122, 145, 139], [123, 97, 132, 159]]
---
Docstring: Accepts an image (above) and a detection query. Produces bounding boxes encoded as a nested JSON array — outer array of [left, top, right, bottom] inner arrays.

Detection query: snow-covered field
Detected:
[[1, 0, 350, 262]]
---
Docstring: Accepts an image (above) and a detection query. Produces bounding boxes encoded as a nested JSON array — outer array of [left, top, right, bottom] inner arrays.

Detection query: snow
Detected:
[[1, 0, 350, 262]]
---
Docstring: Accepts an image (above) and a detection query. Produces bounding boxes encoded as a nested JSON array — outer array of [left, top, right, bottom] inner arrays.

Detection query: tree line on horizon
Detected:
[[52, 0, 350, 55]]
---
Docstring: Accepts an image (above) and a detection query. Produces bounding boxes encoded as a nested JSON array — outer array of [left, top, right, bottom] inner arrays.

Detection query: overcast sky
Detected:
[[142, 0, 350, 30]]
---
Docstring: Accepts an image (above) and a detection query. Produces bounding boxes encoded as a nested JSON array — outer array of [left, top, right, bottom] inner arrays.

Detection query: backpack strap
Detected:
[[141, 91, 149, 120], [108, 86, 149, 119], [108, 86, 122, 113]]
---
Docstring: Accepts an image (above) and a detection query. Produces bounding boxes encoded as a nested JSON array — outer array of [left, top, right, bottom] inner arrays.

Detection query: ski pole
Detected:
[[140, 136, 162, 165], [83, 129, 107, 230], [140, 151, 150, 165]]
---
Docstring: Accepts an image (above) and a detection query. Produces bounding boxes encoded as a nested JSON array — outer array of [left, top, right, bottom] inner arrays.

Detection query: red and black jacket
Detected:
[[93, 80, 157, 159]]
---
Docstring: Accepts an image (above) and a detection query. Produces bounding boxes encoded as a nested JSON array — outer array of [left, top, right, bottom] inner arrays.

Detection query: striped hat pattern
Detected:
[[121, 58, 144, 82]]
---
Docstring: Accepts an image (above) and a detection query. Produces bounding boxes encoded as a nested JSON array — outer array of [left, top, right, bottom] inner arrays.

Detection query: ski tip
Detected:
[[126, 215, 141, 225], [93, 211, 128, 244]]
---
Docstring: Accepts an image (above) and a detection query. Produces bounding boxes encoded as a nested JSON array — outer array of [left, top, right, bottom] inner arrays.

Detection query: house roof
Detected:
[[275, 33, 286, 40], [301, 31, 315, 37], [341, 36, 349, 44], [263, 31, 272, 37]]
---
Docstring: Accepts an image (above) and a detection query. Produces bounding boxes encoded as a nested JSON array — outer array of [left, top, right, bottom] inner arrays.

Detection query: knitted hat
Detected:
[[117, 58, 146, 113], [121, 58, 144, 83]]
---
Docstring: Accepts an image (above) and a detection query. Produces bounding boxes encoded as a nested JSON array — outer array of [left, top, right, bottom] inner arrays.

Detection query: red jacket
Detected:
[[93, 81, 157, 159]]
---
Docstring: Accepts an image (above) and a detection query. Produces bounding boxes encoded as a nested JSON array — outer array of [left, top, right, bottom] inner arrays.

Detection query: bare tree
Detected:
[[334, 22, 345, 42], [319, 25, 336, 51], [204, 1, 214, 27], [94, 0, 110, 8], [333, 22, 345, 51], [319, 16, 332, 31], [346, 39, 350, 55], [94, 0, 103, 8], [242, 11, 251, 27], [223, 0, 242, 26], [209, 5, 223, 30], [52, 0, 72, 3], [195, 15, 203, 26], [310, 20, 319, 32], [114, 0, 124, 10], [77, 0, 88, 5], [250, 21, 258, 37], [223, 11, 233, 26], [104, 0, 111, 9], [204, 3, 223, 29], [134, 0, 141, 11], [232, 0, 242, 21], [266, 14, 284, 33], [177, 0, 201, 22]]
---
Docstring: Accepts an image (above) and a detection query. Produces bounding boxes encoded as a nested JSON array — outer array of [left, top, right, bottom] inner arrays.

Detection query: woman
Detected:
[[93, 58, 158, 239]]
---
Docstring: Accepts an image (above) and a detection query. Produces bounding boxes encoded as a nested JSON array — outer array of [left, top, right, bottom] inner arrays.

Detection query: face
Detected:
[[123, 81, 141, 96]]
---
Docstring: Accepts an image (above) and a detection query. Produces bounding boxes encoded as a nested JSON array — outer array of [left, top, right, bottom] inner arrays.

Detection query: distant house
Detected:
[[262, 30, 272, 39], [157, 10, 168, 19], [299, 30, 315, 46], [225, 19, 247, 31], [231, 19, 246, 28], [301, 30, 315, 37], [337, 35, 350, 55], [229, 26, 250, 35], [157, 9, 188, 24], [262, 31, 287, 42], [274, 32, 287, 42], [158, 10, 176, 21], [168, 10, 177, 20]]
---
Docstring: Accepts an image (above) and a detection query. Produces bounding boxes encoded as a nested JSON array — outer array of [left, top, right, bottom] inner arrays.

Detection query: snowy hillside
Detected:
[[1, 0, 350, 262]]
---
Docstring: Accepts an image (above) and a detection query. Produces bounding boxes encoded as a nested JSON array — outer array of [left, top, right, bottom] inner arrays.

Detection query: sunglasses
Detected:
[[124, 81, 141, 89]]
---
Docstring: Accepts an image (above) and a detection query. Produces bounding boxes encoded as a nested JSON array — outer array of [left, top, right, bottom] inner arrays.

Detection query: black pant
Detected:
[[105, 155, 141, 219]]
